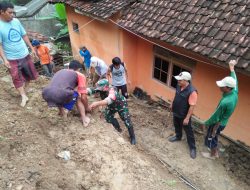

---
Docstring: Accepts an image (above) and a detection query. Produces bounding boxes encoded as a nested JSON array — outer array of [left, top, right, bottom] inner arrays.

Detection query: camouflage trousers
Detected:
[[104, 101, 133, 129]]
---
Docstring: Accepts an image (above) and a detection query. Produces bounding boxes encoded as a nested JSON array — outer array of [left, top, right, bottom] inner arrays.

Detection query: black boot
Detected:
[[128, 127, 136, 145], [111, 118, 122, 132]]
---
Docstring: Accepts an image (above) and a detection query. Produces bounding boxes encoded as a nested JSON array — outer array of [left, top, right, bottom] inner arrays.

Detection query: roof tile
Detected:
[[206, 28, 220, 37], [236, 16, 248, 24], [216, 41, 229, 50], [239, 26, 250, 35], [218, 53, 231, 61], [201, 47, 213, 56], [209, 49, 222, 59], [214, 31, 227, 40], [193, 45, 205, 52], [207, 40, 221, 48], [209, 1, 221, 9], [240, 36, 250, 47], [187, 42, 198, 49], [49, 0, 130, 20], [224, 44, 238, 54], [224, 32, 237, 42], [238, 58, 249, 68], [200, 26, 211, 35], [234, 47, 248, 57]]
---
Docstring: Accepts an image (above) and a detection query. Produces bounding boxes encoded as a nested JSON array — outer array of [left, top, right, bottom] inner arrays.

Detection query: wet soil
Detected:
[[0, 66, 249, 190]]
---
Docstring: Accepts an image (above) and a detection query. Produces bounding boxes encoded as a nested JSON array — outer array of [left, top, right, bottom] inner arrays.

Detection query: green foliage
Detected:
[[55, 3, 66, 20], [57, 27, 69, 37], [31, 2, 68, 36], [56, 42, 72, 62], [53, 3, 68, 38], [56, 42, 71, 52]]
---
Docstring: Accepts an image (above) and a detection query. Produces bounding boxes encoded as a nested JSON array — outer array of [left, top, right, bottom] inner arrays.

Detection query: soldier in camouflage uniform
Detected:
[[89, 79, 136, 145]]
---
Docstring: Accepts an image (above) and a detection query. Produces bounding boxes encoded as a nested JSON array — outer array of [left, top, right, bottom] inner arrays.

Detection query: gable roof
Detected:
[[118, 0, 250, 73], [49, 0, 132, 21]]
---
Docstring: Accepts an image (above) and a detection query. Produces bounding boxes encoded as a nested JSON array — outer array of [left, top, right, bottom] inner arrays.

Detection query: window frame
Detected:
[[72, 22, 79, 33], [152, 47, 196, 89], [152, 54, 171, 85]]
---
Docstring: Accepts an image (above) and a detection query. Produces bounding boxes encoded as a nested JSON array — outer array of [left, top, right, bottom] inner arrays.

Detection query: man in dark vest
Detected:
[[169, 71, 198, 159]]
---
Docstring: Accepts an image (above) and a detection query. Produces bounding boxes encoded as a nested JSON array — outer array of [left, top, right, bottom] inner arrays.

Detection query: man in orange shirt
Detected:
[[169, 71, 198, 159], [32, 39, 53, 77]]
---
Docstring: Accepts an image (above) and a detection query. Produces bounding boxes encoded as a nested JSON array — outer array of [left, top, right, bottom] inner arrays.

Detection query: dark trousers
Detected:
[[115, 84, 128, 99], [42, 64, 53, 77], [173, 116, 196, 150], [204, 125, 225, 149]]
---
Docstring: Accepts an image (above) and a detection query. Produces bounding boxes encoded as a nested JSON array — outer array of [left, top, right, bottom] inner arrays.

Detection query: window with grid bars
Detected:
[[72, 22, 79, 33], [153, 56, 169, 84], [153, 46, 195, 88]]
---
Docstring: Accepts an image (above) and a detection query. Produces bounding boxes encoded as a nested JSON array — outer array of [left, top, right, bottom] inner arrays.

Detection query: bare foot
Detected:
[[83, 116, 90, 127], [20, 96, 29, 107], [58, 110, 68, 119], [63, 110, 68, 119], [201, 152, 216, 160], [26, 87, 34, 93], [98, 106, 103, 112]]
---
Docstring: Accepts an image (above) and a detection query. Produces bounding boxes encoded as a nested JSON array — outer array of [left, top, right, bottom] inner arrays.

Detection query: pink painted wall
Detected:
[[121, 30, 138, 90], [66, 6, 123, 66]]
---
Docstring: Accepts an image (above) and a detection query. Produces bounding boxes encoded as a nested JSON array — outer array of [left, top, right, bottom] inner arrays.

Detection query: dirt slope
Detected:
[[0, 67, 249, 190]]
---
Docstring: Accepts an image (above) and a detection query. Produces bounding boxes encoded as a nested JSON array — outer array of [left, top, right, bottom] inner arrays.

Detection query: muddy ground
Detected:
[[0, 66, 249, 190]]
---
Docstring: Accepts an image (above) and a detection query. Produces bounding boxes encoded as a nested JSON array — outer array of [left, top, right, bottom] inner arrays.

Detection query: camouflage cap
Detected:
[[95, 79, 109, 91]]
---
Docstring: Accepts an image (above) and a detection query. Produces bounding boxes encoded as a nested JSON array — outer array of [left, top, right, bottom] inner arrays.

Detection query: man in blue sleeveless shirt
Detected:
[[169, 71, 198, 159]]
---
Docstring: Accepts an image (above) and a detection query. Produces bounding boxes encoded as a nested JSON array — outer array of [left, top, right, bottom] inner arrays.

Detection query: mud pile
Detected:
[[224, 144, 250, 186], [0, 68, 188, 190]]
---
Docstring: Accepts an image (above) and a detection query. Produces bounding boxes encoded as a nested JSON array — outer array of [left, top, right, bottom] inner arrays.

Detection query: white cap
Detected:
[[216, 76, 236, 88], [174, 71, 191, 81], [90, 57, 98, 67]]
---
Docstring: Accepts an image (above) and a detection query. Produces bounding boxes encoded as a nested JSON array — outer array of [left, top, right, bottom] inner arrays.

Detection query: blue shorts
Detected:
[[205, 125, 225, 149], [63, 91, 78, 110]]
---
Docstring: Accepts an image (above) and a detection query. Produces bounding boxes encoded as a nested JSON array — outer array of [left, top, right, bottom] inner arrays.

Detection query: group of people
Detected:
[[170, 61, 238, 159], [0, 1, 135, 145], [0, 1, 238, 155], [79, 47, 129, 99], [41, 59, 136, 145]]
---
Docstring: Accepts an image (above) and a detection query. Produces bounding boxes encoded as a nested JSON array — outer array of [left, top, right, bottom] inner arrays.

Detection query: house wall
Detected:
[[65, 6, 122, 66], [120, 30, 138, 90], [122, 31, 250, 145]]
